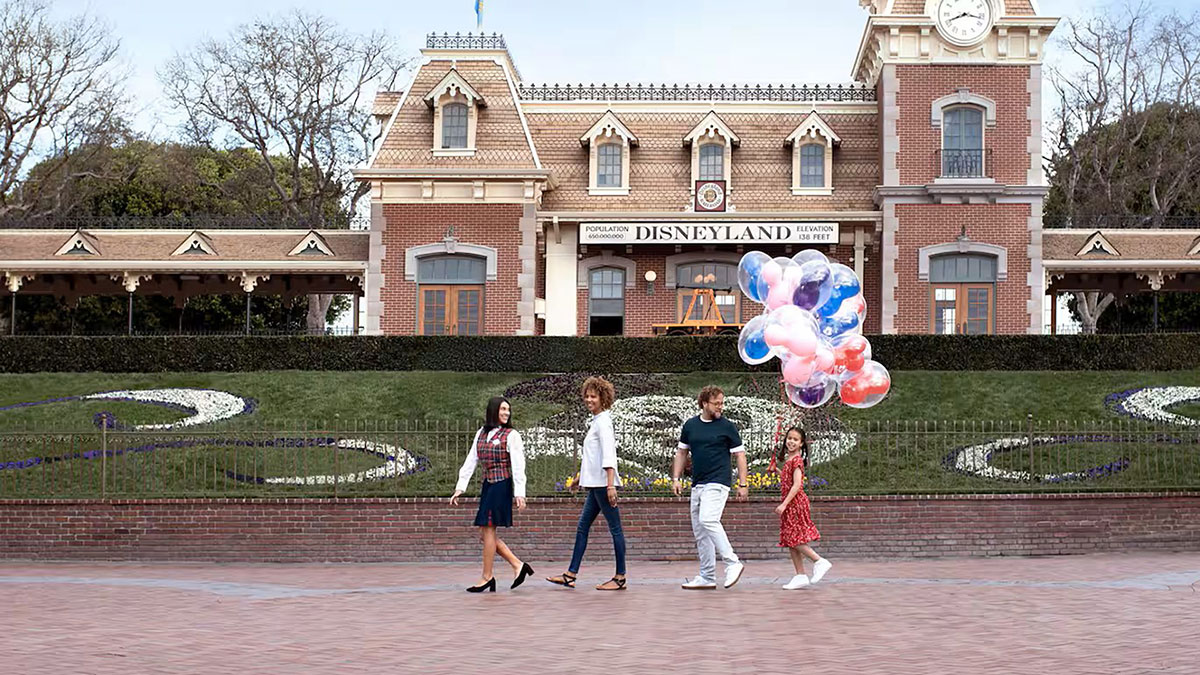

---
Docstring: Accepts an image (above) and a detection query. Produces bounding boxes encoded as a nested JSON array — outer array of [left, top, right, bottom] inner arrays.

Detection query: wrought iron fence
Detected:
[[2, 417, 1196, 499], [517, 82, 877, 102], [425, 32, 507, 50], [1042, 214, 1200, 229], [0, 214, 370, 230]]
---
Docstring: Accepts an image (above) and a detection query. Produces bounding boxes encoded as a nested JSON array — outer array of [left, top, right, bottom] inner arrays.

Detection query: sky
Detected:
[[53, 0, 1198, 137]]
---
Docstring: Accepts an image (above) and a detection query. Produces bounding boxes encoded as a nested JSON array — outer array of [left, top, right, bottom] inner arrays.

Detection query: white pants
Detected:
[[689, 482, 740, 581]]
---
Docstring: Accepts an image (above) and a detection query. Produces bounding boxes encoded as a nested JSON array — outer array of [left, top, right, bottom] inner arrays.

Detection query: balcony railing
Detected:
[[937, 148, 991, 179]]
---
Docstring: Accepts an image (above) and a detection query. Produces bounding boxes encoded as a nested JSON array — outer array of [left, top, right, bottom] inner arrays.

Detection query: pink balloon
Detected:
[[781, 355, 816, 386], [766, 283, 791, 310], [785, 330, 817, 358], [764, 323, 789, 347], [814, 344, 835, 373], [760, 261, 783, 287]]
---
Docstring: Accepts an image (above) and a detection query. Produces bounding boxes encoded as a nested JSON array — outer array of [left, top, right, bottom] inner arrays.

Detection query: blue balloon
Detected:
[[737, 251, 770, 303], [815, 263, 862, 318], [737, 314, 774, 364], [819, 307, 862, 338], [744, 330, 770, 360]]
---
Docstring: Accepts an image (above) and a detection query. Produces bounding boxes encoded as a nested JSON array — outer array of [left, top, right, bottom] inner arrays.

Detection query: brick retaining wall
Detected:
[[3, 494, 1198, 563]]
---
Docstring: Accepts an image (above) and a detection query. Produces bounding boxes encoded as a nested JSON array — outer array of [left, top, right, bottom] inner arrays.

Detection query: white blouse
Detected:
[[579, 410, 620, 488], [454, 427, 527, 498]]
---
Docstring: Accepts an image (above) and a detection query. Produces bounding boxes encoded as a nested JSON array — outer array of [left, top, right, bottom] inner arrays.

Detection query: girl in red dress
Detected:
[[776, 426, 832, 590]]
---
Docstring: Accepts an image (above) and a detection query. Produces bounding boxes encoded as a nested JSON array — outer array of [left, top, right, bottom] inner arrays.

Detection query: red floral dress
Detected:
[[779, 454, 820, 547]]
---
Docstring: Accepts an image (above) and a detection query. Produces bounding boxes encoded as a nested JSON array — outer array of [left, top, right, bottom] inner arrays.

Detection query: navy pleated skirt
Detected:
[[473, 478, 514, 527]]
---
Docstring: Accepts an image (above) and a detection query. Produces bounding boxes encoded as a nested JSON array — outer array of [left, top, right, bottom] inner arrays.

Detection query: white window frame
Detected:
[[424, 69, 485, 158], [581, 110, 637, 196], [786, 111, 839, 196], [685, 111, 739, 198]]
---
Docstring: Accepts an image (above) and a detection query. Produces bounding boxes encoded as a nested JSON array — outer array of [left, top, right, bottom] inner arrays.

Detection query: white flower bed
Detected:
[[264, 439, 423, 486], [524, 394, 857, 480], [83, 388, 252, 429], [1109, 386, 1200, 426]]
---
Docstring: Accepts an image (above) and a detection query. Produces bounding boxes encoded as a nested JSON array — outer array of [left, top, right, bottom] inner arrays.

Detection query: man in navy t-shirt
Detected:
[[672, 385, 748, 589]]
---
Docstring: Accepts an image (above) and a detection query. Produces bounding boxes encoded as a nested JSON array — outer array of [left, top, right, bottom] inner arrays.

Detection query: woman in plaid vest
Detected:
[[451, 396, 534, 593]]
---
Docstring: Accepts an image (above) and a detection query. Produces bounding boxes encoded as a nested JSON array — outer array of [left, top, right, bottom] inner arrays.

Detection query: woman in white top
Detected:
[[450, 396, 534, 593], [546, 377, 627, 591]]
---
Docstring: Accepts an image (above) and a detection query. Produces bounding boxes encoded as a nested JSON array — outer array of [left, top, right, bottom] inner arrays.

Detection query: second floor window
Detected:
[[699, 143, 724, 181], [800, 143, 824, 187], [442, 103, 468, 149], [942, 106, 984, 177], [597, 143, 622, 187]]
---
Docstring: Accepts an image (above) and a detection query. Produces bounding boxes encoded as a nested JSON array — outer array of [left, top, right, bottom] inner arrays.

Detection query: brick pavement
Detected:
[[3, 553, 1197, 674]]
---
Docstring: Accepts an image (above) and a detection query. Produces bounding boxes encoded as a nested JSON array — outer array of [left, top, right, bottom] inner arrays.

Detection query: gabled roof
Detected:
[[288, 230, 335, 257], [786, 110, 841, 145], [54, 229, 100, 256], [579, 110, 639, 147], [423, 68, 486, 108], [683, 111, 740, 147], [1076, 231, 1120, 257], [171, 231, 218, 256]]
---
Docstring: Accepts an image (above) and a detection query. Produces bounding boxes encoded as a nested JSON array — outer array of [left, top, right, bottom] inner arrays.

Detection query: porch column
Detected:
[[544, 220, 579, 335]]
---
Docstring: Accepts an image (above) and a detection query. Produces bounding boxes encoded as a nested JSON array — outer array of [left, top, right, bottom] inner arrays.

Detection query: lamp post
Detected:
[[644, 269, 657, 296]]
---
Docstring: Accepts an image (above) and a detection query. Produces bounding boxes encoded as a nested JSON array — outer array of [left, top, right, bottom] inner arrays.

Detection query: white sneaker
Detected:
[[723, 562, 745, 589], [681, 576, 717, 590], [810, 558, 832, 585], [782, 574, 810, 590]]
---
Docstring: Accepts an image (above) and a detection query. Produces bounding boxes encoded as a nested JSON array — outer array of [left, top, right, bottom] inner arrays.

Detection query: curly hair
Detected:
[[581, 376, 616, 411], [697, 384, 725, 408]]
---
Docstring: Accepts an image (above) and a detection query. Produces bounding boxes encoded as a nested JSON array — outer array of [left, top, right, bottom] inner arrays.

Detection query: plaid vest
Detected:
[[477, 427, 513, 483]]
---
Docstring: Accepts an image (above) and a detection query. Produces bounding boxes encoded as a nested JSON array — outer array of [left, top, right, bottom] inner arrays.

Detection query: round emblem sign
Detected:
[[697, 181, 725, 210]]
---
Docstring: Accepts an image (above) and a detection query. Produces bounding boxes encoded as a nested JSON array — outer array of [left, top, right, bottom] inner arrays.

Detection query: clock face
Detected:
[[936, 0, 993, 46]]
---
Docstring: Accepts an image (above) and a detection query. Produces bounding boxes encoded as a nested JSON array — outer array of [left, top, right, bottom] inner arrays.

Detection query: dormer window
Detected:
[[684, 111, 739, 200], [424, 68, 485, 157], [442, 103, 469, 149], [580, 110, 638, 196], [786, 111, 839, 196]]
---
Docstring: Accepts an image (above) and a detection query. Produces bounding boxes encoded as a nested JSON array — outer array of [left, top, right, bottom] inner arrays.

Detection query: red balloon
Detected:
[[840, 379, 866, 405]]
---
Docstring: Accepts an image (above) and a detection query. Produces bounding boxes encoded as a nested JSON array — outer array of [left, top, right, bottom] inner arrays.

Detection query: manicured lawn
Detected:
[[2, 370, 1199, 498]]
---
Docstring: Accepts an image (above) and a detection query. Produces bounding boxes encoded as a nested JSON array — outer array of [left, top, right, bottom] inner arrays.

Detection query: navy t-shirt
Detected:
[[678, 415, 745, 487]]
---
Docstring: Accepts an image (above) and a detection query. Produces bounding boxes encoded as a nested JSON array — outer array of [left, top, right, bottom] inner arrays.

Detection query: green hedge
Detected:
[[0, 334, 1197, 373]]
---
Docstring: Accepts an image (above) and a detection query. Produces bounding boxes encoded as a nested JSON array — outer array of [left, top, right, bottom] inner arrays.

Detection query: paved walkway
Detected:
[[3, 553, 1198, 674]]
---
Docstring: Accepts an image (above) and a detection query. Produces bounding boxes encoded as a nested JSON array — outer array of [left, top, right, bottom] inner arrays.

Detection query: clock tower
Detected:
[[854, 1, 1058, 335]]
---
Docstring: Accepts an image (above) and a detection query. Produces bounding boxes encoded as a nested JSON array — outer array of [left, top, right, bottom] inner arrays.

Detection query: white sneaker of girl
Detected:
[[810, 558, 832, 585], [782, 574, 810, 590]]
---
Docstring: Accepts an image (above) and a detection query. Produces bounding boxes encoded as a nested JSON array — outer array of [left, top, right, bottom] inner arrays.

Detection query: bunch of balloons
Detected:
[[735, 250, 890, 409]]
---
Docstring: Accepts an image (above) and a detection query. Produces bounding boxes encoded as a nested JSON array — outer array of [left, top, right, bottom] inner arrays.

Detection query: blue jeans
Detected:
[[568, 487, 627, 575]]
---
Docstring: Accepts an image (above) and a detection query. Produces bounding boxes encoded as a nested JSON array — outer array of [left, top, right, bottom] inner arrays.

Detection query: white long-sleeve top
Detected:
[[579, 410, 621, 488], [455, 427, 527, 498]]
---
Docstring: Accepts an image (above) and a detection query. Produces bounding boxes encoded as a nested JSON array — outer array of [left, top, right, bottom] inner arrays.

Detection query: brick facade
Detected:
[[379, 204, 524, 335], [4, 494, 1197, 562]]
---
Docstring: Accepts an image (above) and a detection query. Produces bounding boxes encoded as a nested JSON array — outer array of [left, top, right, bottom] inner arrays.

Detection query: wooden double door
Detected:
[[932, 284, 993, 334], [419, 285, 482, 335]]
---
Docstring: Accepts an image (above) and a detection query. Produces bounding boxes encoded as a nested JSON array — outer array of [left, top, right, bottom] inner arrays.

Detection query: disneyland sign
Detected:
[[579, 221, 839, 245]]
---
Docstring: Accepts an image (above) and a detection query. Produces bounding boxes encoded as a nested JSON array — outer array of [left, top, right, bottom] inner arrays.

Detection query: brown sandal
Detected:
[[546, 572, 576, 588], [596, 576, 627, 591]]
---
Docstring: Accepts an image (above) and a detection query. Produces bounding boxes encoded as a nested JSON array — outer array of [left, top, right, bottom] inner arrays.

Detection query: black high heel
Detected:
[[511, 562, 534, 589], [466, 578, 496, 593]]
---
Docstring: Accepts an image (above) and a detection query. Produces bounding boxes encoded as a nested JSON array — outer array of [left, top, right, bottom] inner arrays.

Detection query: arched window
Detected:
[[942, 106, 984, 178], [799, 143, 825, 187], [929, 253, 996, 335], [441, 103, 469, 149], [698, 143, 724, 182], [597, 143, 623, 187], [417, 254, 485, 335], [675, 262, 739, 323], [589, 267, 625, 335]]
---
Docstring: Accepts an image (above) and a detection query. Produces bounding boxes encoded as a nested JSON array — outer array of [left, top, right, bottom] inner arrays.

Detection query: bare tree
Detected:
[[161, 11, 407, 331], [0, 0, 127, 219], [1047, 3, 1200, 333]]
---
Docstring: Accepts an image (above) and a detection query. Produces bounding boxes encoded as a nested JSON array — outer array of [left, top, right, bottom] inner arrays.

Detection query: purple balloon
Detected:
[[798, 382, 827, 406]]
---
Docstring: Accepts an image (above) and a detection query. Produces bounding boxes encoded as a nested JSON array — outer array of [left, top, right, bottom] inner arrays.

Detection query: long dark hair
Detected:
[[775, 425, 809, 468], [483, 396, 513, 432]]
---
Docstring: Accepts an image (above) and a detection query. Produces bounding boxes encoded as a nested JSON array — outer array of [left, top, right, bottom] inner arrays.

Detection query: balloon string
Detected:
[[769, 375, 788, 474]]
